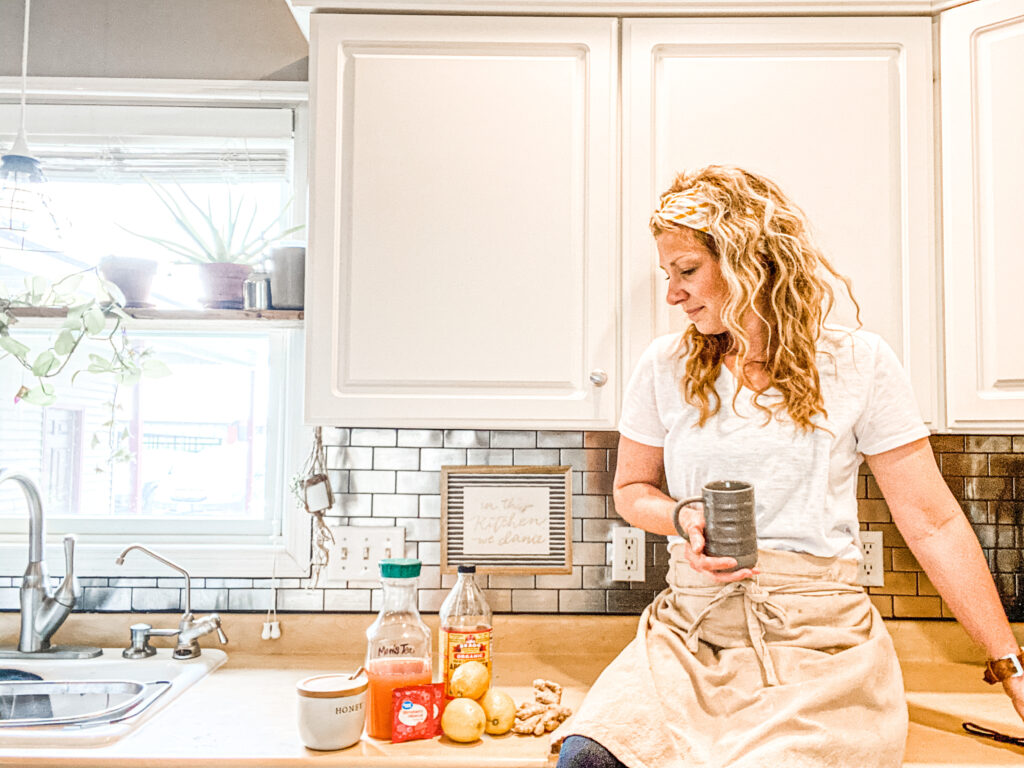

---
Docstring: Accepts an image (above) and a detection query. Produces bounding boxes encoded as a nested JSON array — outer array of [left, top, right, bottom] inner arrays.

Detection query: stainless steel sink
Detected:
[[0, 679, 171, 727], [0, 648, 225, 747]]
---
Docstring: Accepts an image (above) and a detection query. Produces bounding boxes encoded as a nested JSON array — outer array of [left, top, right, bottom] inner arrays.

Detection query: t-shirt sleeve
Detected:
[[853, 336, 930, 456], [618, 340, 668, 447]]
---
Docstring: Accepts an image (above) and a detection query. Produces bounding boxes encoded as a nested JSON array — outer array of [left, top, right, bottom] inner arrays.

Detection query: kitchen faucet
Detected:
[[0, 468, 101, 659], [115, 544, 228, 659]]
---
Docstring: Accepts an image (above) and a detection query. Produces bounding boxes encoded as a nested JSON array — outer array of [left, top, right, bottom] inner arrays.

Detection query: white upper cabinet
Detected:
[[305, 15, 618, 427], [622, 17, 939, 429], [941, 0, 1024, 431]]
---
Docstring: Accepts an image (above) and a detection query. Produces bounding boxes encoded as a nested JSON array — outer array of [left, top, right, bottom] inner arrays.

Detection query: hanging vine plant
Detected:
[[0, 269, 170, 406]]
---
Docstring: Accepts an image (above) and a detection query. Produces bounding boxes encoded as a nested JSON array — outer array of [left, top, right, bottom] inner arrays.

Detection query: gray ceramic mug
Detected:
[[673, 480, 757, 570]]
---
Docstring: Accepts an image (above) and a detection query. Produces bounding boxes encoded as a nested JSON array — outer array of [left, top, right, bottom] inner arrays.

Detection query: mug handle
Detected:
[[672, 497, 704, 541]]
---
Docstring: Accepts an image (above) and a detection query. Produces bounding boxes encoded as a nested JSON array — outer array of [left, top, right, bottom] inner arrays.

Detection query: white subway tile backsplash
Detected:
[[419, 496, 441, 518], [559, 590, 606, 613], [333, 446, 373, 469], [571, 542, 609, 566], [513, 449, 560, 465], [110, 578, 158, 588], [399, 517, 441, 542], [573, 496, 606, 518], [278, 588, 325, 611], [536, 567, 582, 590], [491, 431, 535, 448], [351, 429, 397, 447], [488, 574, 535, 589], [334, 493, 373, 516], [81, 587, 132, 612], [373, 448, 420, 470], [482, 589, 512, 612], [443, 430, 489, 448], [398, 430, 444, 447], [371, 494, 418, 518], [538, 431, 583, 448], [325, 589, 371, 611], [191, 589, 230, 611], [396, 471, 440, 494], [349, 470, 396, 494], [419, 448, 467, 471], [467, 449, 514, 465], [0, 430, 670, 619], [228, 589, 273, 611], [512, 589, 558, 613], [131, 588, 181, 611]]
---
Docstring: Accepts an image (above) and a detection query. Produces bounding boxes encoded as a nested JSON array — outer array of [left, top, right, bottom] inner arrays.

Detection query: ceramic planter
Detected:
[[198, 262, 253, 310], [99, 256, 159, 308]]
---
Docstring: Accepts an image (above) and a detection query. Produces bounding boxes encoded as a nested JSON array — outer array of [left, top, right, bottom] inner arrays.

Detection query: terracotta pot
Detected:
[[198, 262, 253, 310], [99, 256, 159, 308]]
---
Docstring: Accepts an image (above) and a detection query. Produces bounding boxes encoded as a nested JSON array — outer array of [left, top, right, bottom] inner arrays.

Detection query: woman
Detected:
[[557, 166, 1024, 768]]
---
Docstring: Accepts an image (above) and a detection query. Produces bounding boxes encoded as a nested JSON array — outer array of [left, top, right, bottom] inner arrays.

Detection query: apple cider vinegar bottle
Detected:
[[439, 564, 492, 699]]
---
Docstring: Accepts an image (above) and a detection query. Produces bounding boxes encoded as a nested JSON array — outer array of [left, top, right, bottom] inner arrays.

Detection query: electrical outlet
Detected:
[[611, 526, 646, 582], [857, 530, 884, 587], [325, 526, 406, 585]]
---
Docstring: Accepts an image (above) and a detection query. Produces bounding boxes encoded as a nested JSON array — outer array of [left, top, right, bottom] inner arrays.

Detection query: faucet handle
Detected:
[[211, 613, 228, 645], [53, 534, 81, 608]]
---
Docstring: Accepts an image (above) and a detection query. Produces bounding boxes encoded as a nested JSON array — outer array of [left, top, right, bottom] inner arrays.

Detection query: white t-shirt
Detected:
[[618, 327, 929, 560]]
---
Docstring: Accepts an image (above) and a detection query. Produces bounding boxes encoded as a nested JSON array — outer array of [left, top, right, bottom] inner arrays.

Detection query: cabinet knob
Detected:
[[589, 369, 608, 387]]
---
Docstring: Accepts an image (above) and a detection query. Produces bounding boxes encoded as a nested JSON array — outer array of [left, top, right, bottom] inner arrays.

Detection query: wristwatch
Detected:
[[983, 648, 1024, 684]]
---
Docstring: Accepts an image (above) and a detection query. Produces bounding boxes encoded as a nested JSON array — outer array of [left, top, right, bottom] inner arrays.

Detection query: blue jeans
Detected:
[[557, 735, 627, 768]]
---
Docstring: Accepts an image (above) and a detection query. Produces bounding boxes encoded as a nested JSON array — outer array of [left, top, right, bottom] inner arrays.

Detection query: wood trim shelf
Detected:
[[6, 307, 304, 321]]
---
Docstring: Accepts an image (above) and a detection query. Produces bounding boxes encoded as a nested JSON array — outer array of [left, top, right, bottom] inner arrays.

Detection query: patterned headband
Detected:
[[654, 191, 713, 233]]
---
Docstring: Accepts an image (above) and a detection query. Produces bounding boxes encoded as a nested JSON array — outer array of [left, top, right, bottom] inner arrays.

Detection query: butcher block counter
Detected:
[[0, 614, 1021, 767]]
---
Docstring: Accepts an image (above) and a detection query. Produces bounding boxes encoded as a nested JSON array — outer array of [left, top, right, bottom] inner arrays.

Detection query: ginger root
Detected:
[[512, 678, 571, 736]]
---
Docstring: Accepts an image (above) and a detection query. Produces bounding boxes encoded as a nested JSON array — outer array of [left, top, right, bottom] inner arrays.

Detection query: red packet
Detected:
[[392, 682, 445, 742]]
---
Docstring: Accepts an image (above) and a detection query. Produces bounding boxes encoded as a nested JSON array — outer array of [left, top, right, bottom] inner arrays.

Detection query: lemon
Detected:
[[477, 688, 516, 735], [449, 660, 490, 699], [441, 697, 486, 743]]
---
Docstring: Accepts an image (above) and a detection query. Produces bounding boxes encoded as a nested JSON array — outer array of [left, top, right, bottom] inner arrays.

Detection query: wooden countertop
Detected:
[[0, 615, 1022, 766]]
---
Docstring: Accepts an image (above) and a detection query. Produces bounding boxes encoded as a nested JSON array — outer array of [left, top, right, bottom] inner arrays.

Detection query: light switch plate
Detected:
[[325, 526, 406, 585]]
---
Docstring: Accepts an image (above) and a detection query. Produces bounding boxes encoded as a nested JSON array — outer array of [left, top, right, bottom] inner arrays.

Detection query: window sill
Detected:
[[7, 308, 304, 321]]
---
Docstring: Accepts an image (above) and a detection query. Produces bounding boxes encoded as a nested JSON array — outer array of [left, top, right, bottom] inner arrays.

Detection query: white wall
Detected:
[[0, 0, 308, 81]]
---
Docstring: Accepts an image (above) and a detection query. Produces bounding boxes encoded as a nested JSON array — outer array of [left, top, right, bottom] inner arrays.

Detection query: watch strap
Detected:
[[983, 649, 1024, 684]]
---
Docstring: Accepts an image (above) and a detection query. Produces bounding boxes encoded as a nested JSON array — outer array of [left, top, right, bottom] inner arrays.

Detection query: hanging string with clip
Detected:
[[262, 551, 281, 640], [299, 426, 335, 589]]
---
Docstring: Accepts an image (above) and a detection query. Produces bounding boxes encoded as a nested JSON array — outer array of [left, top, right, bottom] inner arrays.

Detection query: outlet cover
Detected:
[[856, 530, 884, 587], [325, 526, 406, 585], [611, 526, 646, 582]]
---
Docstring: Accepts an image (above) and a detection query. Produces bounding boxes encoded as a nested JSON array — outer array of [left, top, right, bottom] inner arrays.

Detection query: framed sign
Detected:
[[441, 465, 572, 575]]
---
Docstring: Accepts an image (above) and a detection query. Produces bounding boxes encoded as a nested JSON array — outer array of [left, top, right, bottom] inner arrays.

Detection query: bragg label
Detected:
[[441, 628, 492, 697]]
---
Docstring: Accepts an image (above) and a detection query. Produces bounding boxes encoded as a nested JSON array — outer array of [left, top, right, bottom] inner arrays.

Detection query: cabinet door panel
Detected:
[[307, 16, 617, 427], [624, 18, 937, 428], [942, 0, 1024, 429]]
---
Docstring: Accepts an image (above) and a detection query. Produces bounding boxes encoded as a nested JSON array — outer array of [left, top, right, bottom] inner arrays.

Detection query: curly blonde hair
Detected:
[[649, 165, 859, 432]]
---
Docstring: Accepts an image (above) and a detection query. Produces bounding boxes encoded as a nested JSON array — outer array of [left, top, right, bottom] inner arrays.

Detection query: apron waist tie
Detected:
[[669, 578, 863, 686]]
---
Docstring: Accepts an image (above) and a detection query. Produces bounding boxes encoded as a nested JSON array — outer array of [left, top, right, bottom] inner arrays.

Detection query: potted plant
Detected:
[[99, 254, 159, 308], [122, 184, 303, 309]]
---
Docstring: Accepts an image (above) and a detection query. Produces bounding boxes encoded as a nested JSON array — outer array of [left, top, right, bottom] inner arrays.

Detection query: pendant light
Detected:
[[0, 0, 63, 252]]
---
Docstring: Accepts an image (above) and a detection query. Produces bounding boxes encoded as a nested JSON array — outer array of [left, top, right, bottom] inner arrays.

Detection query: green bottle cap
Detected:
[[379, 558, 422, 578]]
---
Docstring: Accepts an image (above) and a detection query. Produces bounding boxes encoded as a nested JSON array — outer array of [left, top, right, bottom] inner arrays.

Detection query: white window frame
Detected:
[[0, 77, 312, 578]]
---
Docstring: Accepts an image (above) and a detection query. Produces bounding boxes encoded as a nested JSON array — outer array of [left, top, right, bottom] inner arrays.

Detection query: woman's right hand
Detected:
[[673, 501, 758, 583]]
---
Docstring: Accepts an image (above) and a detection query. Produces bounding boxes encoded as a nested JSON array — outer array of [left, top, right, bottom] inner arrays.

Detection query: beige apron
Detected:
[[559, 546, 907, 768]]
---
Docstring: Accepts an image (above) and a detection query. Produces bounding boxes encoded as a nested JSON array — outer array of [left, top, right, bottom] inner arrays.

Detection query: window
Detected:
[[0, 80, 310, 577]]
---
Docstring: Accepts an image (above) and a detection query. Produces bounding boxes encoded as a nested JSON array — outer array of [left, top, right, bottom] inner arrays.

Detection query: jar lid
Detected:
[[380, 558, 421, 578], [296, 673, 368, 698], [457, 564, 476, 574]]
